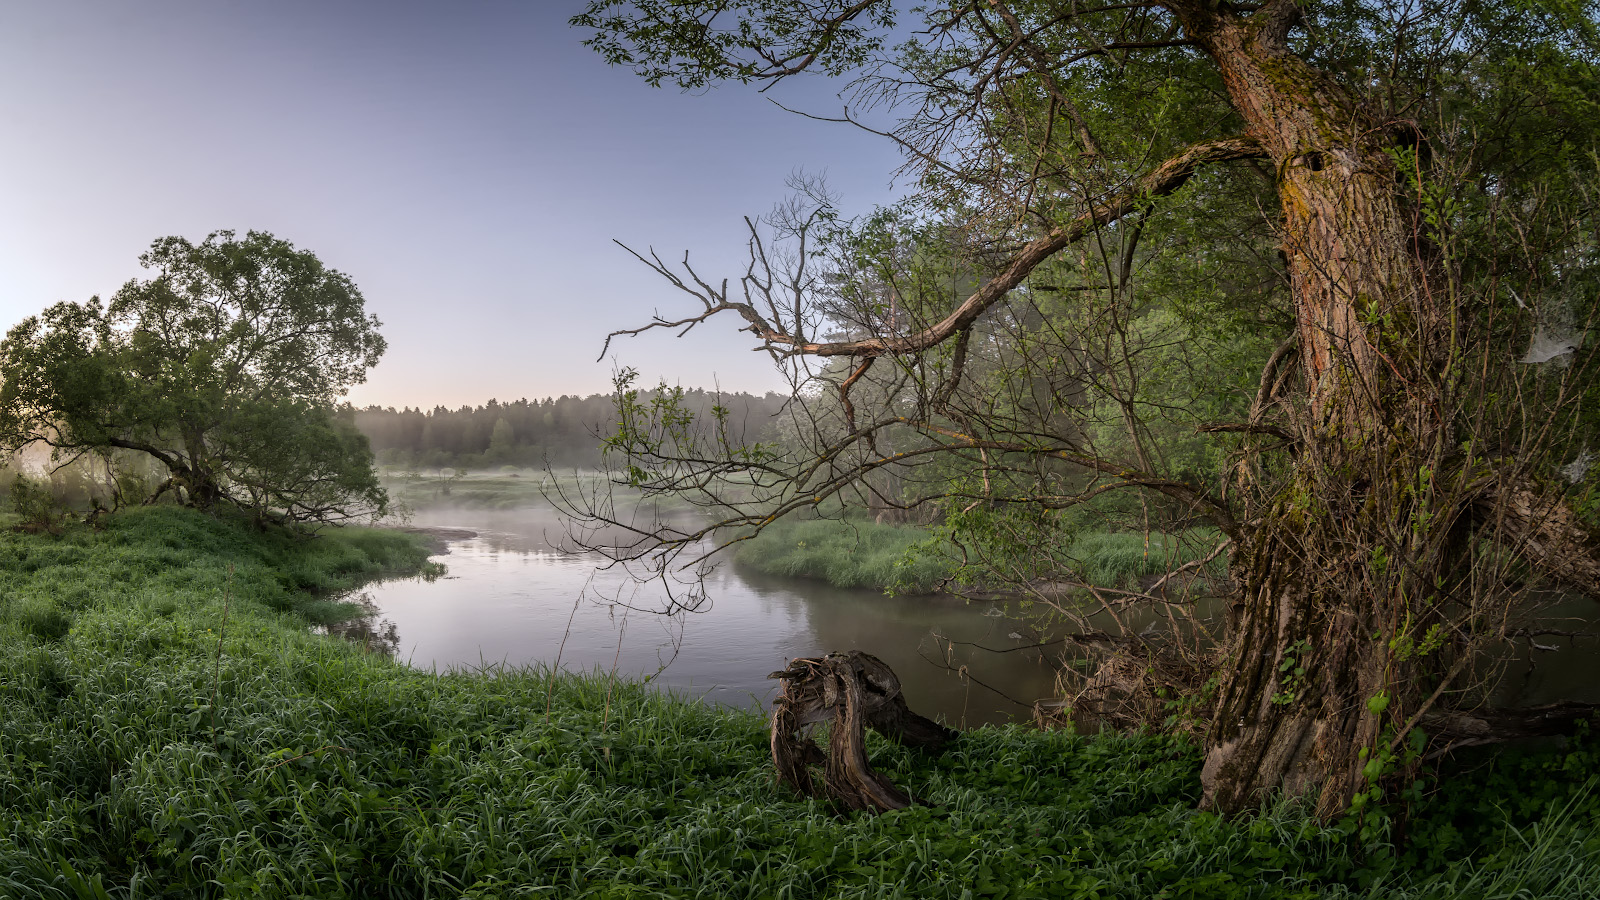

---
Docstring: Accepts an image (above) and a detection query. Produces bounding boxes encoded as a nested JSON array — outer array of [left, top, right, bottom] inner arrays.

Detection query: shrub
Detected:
[[7, 475, 64, 534]]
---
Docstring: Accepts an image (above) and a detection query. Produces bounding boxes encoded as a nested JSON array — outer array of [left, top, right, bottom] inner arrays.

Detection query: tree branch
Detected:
[[1424, 702, 1600, 757], [896, 418, 1240, 537], [731, 136, 1261, 358]]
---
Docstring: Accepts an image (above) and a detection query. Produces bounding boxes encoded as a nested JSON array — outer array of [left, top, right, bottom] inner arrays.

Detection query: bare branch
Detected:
[[783, 137, 1261, 357]]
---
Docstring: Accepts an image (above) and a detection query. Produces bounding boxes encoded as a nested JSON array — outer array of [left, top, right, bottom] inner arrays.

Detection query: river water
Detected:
[[344, 504, 1062, 727], [342, 497, 1600, 728]]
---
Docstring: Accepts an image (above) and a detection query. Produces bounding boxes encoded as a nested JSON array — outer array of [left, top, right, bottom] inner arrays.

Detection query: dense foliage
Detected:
[[0, 231, 388, 524], [0, 508, 1596, 897]]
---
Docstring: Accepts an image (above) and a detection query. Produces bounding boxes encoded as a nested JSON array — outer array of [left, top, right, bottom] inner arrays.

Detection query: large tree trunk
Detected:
[[144, 461, 226, 510], [1183, 4, 1453, 815], [1202, 504, 1427, 817]]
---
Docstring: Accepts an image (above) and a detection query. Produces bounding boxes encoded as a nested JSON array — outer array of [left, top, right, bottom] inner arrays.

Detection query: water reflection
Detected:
[[331, 501, 1600, 726], [316, 593, 401, 657], [346, 504, 1062, 726], [1493, 593, 1600, 707]]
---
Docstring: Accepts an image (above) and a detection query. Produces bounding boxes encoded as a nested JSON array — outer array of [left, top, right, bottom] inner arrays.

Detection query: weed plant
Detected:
[[0, 508, 1595, 898]]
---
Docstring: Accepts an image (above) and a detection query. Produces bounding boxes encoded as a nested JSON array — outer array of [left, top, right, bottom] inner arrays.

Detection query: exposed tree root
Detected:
[[1058, 645, 1211, 738], [769, 651, 956, 812]]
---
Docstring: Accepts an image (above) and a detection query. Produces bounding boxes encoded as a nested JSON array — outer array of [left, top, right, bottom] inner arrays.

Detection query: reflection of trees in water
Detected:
[[784, 582, 1061, 727], [318, 592, 401, 657]]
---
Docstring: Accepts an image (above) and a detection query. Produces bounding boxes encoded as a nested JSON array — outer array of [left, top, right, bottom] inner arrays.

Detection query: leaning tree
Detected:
[[572, 0, 1600, 814], [0, 230, 389, 525]]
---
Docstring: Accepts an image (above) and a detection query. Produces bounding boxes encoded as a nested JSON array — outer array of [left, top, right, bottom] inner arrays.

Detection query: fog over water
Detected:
[[354, 502, 1063, 728], [336, 474, 1600, 729]]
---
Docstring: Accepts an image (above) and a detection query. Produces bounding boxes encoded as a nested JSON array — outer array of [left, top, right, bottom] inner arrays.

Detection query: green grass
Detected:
[[734, 519, 1229, 595], [1064, 529, 1228, 589], [381, 470, 565, 510], [735, 517, 954, 593], [0, 508, 1596, 898], [381, 470, 703, 518]]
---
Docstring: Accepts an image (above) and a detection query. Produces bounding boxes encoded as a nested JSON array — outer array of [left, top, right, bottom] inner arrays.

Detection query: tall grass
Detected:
[[735, 518, 1229, 594], [0, 507, 1594, 898], [1064, 529, 1229, 588], [735, 517, 953, 593]]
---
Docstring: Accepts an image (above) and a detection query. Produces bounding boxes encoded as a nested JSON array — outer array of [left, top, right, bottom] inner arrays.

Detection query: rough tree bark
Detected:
[[1170, 0, 1600, 816], [769, 651, 956, 812], [1176, 0, 1462, 816]]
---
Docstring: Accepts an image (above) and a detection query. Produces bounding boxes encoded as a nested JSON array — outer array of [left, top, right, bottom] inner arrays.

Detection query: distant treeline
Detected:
[[353, 390, 789, 470]]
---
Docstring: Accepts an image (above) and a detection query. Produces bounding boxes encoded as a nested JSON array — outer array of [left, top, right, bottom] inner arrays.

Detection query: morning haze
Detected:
[[0, 0, 899, 408]]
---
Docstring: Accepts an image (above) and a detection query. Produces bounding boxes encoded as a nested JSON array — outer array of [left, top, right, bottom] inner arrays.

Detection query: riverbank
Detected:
[[734, 517, 1230, 595], [0, 508, 1596, 897]]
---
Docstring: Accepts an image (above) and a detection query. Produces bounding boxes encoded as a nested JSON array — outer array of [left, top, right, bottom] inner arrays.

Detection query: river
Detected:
[[339, 486, 1599, 728], [341, 503, 1063, 727]]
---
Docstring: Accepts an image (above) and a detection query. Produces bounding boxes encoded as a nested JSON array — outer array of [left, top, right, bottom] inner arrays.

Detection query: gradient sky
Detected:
[[0, 1, 904, 409]]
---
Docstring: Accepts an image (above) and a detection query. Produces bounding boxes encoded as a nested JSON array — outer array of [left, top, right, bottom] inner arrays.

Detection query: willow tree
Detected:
[[573, 1, 1600, 814], [0, 231, 389, 525]]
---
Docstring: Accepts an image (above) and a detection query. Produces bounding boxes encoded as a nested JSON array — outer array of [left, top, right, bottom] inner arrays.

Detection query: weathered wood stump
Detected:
[[768, 651, 956, 812]]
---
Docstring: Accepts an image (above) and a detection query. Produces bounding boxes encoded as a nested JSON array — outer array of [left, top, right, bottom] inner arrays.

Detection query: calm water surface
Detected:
[[352, 505, 1061, 727], [345, 503, 1599, 725]]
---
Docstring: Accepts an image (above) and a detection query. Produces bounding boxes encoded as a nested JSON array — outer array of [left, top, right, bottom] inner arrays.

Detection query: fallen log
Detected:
[[768, 651, 956, 812]]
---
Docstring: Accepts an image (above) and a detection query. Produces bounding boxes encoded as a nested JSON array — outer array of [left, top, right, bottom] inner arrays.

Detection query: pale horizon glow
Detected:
[[0, 1, 903, 409]]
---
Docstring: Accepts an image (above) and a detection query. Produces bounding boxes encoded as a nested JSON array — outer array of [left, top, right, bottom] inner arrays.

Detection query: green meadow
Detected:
[[0, 507, 1595, 898]]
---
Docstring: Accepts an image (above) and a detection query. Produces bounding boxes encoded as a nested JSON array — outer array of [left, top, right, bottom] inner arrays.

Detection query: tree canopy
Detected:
[[0, 230, 389, 524], [575, 0, 1600, 815]]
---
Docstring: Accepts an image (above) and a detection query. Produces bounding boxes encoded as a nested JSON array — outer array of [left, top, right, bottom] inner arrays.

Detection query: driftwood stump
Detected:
[[768, 651, 956, 812]]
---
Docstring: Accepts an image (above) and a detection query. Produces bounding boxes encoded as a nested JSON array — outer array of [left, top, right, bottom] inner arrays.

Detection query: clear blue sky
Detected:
[[0, 1, 903, 408]]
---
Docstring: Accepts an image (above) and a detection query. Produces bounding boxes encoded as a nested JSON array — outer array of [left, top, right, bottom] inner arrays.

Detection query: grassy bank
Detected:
[[380, 470, 707, 522], [734, 518, 1229, 594], [381, 469, 580, 510], [734, 517, 954, 593], [0, 508, 1596, 898]]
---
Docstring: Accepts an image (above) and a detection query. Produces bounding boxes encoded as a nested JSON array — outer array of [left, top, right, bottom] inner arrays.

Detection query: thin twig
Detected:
[[545, 591, 584, 725], [603, 611, 629, 733]]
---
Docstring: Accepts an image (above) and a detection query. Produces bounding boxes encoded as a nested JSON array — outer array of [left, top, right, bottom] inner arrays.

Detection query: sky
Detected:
[[0, 1, 905, 409]]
